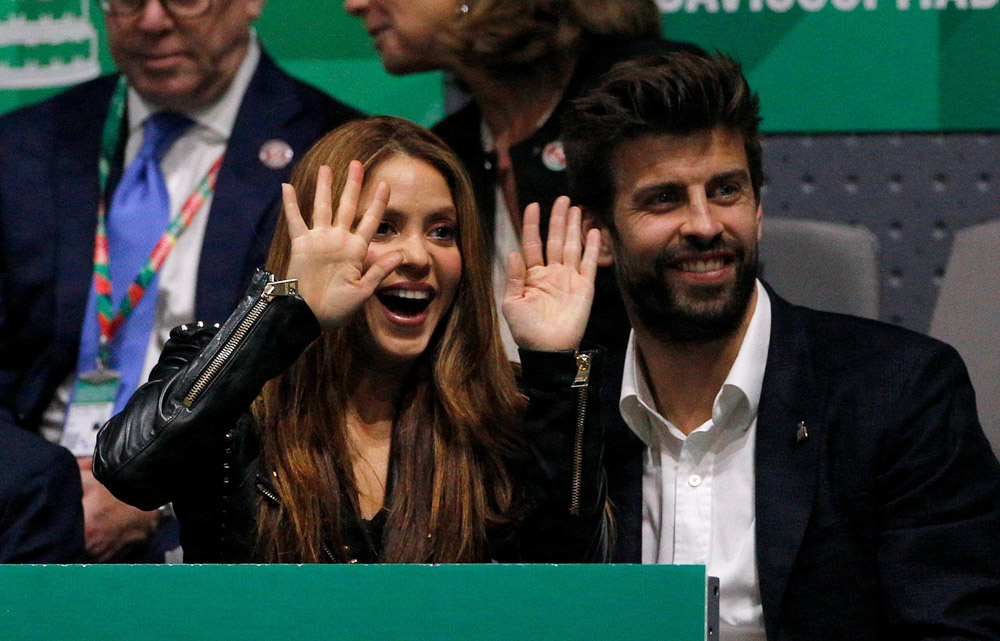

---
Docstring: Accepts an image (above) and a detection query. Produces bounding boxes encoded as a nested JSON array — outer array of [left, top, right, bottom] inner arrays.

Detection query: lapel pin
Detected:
[[259, 139, 294, 170], [541, 140, 566, 172], [796, 421, 809, 443]]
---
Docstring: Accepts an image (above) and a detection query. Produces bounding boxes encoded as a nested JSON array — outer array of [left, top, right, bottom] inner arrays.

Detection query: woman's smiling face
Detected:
[[357, 154, 463, 365]]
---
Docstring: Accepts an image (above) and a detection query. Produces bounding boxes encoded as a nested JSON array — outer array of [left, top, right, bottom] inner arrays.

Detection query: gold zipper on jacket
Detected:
[[255, 480, 337, 562], [255, 480, 281, 506], [182, 277, 298, 407], [569, 352, 591, 515]]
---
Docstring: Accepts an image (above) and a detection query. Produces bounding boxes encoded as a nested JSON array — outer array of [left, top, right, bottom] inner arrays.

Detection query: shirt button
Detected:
[[484, 159, 493, 170], [688, 474, 703, 487]]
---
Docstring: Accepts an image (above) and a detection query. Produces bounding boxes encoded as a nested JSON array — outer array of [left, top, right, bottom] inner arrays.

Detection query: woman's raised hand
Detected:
[[502, 196, 600, 352], [283, 161, 403, 330]]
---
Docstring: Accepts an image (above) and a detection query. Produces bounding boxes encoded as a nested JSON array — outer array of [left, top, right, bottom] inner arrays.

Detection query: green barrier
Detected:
[[0, 564, 715, 641]]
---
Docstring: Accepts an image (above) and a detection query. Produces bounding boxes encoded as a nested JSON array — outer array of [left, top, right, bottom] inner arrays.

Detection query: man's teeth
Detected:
[[678, 259, 725, 273], [384, 289, 431, 300]]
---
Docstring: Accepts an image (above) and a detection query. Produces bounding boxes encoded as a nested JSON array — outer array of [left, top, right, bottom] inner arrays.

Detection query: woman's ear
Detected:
[[582, 209, 614, 267]]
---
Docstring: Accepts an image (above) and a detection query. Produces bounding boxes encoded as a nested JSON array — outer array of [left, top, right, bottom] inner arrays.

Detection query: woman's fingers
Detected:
[[311, 164, 336, 228], [521, 203, 544, 268], [521, 203, 545, 267], [333, 160, 364, 229], [581, 227, 601, 283], [564, 205, 583, 271], [545, 196, 569, 266], [282, 183, 308, 239], [355, 181, 390, 243], [505, 251, 527, 300], [359, 250, 404, 292]]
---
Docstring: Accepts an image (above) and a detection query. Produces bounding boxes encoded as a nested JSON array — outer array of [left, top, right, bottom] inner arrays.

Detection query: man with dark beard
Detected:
[[562, 52, 1000, 641]]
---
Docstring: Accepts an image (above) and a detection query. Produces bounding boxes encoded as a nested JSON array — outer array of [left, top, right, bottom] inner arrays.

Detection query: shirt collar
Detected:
[[620, 280, 772, 445], [127, 34, 260, 142]]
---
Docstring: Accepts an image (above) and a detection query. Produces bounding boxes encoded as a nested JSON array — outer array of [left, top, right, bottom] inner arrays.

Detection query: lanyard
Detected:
[[91, 77, 224, 370]]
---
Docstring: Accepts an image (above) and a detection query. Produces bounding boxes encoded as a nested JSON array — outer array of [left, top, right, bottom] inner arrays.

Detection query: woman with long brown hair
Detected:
[[345, 0, 701, 358], [94, 116, 605, 563]]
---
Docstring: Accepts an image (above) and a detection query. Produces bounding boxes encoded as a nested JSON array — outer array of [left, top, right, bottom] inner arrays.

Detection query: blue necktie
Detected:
[[75, 112, 194, 413]]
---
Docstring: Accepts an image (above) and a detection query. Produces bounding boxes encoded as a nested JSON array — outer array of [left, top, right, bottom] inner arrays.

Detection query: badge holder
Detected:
[[61, 368, 122, 458]]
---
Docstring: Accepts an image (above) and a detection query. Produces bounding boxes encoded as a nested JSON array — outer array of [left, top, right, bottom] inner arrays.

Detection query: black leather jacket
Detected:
[[94, 270, 607, 563]]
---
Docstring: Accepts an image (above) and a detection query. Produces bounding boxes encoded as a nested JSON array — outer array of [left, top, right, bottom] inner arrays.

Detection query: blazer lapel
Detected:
[[754, 292, 824, 639], [195, 53, 305, 323], [53, 76, 119, 360]]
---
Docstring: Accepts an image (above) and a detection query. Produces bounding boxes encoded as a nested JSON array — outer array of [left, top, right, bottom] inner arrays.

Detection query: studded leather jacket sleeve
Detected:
[[94, 269, 321, 511]]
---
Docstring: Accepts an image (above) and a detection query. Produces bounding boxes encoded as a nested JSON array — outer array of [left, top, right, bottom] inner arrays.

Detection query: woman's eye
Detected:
[[374, 221, 395, 237], [429, 224, 457, 242]]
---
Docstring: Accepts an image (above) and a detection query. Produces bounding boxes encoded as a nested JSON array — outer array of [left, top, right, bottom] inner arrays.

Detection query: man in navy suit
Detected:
[[562, 52, 1000, 639], [0, 425, 84, 563], [0, 0, 359, 561]]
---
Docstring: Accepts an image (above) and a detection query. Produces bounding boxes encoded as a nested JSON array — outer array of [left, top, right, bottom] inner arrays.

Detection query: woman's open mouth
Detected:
[[376, 287, 434, 321]]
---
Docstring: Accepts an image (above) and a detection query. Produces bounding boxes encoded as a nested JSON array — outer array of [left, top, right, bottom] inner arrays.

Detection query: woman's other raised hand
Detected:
[[502, 196, 600, 352], [283, 161, 404, 330]]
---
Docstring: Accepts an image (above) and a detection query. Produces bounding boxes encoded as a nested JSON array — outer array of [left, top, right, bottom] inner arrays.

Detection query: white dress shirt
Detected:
[[40, 39, 261, 442], [619, 281, 771, 641]]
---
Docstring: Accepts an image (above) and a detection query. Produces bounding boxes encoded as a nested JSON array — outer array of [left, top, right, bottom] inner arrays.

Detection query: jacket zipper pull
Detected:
[[263, 278, 298, 300], [572, 352, 591, 388], [182, 274, 299, 408]]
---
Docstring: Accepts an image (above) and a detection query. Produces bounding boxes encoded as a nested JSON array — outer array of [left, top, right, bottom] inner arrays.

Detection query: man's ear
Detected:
[[582, 208, 614, 267], [755, 202, 763, 242]]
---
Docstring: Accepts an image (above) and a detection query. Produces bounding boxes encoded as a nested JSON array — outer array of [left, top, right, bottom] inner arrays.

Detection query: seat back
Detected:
[[930, 219, 1000, 457], [760, 217, 880, 319]]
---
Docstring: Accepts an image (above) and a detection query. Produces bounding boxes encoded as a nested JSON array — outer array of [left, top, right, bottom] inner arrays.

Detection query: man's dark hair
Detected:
[[563, 51, 762, 228]]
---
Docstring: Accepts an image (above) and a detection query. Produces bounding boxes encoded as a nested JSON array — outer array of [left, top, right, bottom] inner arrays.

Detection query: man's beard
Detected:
[[614, 236, 759, 344]]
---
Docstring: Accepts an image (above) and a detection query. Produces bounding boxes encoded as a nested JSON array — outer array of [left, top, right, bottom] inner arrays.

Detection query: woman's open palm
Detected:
[[283, 161, 403, 330], [503, 196, 600, 352]]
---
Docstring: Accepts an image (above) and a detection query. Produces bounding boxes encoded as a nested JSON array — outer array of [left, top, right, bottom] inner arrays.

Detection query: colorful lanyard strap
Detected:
[[92, 77, 225, 369]]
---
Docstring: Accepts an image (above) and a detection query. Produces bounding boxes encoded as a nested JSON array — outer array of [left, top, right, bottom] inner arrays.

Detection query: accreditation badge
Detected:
[[60, 369, 122, 457]]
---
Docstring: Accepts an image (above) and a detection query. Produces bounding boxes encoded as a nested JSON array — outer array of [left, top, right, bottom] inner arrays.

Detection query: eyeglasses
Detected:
[[99, 0, 214, 19]]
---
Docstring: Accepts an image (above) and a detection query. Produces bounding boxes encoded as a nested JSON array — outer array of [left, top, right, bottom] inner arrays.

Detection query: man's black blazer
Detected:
[[0, 51, 360, 431], [0, 424, 84, 562], [600, 288, 1000, 640]]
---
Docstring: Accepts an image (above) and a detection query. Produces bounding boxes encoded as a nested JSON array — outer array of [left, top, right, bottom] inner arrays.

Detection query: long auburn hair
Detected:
[[253, 116, 525, 563]]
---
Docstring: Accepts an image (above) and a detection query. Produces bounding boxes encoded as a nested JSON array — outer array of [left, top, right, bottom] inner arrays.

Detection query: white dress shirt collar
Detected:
[[620, 280, 772, 445], [126, 34, 261, 143]]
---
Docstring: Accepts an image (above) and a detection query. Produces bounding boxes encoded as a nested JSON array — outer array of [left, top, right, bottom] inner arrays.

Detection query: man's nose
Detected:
[[344, 0, 369, 16], [135, 0, 176, 31], [680, 194, 724, 240]]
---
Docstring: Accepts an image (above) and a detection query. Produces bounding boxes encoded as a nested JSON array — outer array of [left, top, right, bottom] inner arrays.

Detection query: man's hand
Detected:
[[503, 196, 601, 352], [79, 457, 160, 562]]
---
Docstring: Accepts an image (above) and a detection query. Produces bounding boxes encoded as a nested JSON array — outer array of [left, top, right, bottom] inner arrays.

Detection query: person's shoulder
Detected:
[[0, 74, 117, 142], [0, 425, 84, 563], [0, 425, 77, 490], [775, 293, 963, 377], [432, 100, 481, 146], [255, 50, 363, 126]]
